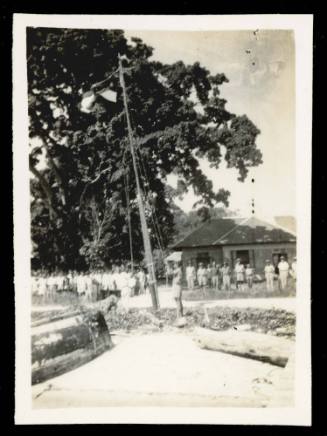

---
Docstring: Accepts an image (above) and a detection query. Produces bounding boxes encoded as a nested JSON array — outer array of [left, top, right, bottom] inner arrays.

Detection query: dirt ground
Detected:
[[32, 331, 294, 408], [31, 288, 296, 409]]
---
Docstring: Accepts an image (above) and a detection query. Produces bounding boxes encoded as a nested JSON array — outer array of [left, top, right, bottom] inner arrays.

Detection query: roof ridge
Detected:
[[212, 216, 251, 245]]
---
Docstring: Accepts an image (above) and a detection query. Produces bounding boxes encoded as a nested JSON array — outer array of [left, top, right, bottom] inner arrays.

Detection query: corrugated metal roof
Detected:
[[172, 216, 296, 249]]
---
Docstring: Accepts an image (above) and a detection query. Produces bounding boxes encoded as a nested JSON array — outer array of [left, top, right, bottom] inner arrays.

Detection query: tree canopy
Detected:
[[27, 28, 262, 271]]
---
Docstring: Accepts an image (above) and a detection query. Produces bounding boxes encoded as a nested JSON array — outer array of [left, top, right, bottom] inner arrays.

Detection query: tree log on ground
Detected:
[[32, 310, 113, 384], [193, 327, 294, 367]]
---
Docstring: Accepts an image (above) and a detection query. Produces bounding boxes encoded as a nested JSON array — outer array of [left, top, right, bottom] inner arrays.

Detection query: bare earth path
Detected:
[[32, 331, 294, 408]]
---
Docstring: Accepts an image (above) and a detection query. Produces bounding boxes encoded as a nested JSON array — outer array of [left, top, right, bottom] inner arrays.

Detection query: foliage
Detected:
[[27, 28, 262, 270]]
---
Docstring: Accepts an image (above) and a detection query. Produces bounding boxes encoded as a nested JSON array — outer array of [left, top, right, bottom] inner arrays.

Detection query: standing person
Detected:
[[137, 268, 146, 295], [172, 261, 183, 318], [278, 256, 290, 291], [128, 271, 137, 297], [197, 263, 207, 291], [235, 259, 245, 292], [116, 265, 130, 299], [206, 263, 213, 289], [264, 259, 275, 292], [186, 261, 196, 290], [211, 262, 219, 291], [76, 272, 85, 298], [70, 270, 78, 295], [245, 264, 254, 290], [85, 272, 93, 302], [221, 261, 231, 291]]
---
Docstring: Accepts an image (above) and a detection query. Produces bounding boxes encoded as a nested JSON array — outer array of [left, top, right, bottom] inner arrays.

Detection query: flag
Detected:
[[80, 91, 96, 113], [97, 87, 117, 103]]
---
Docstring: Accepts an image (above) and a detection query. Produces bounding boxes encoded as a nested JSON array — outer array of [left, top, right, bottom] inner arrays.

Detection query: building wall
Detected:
[[222, 242, 296, 272], [180, 242, 296, 275], [181, 246, 223, 270]]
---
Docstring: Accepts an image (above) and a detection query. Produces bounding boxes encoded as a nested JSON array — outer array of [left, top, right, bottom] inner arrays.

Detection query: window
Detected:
[[235, 250, 250, 266]]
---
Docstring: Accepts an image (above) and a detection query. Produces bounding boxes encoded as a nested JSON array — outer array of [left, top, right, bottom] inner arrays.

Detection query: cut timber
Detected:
[[193, 327, 294, 367], [32, 310, 113, 385]]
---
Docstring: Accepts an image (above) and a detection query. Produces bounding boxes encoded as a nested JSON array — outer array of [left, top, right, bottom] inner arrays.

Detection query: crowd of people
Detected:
[[31, 265, 149, 303], [182, 255, 296, 293], [31, 256, 297, 306], [170, 255, 296, 319]]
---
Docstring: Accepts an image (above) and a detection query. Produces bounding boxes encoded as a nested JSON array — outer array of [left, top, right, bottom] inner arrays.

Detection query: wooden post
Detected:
[[118, 55, 159, 310]]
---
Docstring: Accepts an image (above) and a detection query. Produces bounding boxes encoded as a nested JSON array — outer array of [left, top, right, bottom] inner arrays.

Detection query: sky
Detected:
[[125, 30, 295, 222]]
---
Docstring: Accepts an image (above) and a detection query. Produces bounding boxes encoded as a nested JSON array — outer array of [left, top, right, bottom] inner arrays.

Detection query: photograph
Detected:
[[13, 14, 312, 425]]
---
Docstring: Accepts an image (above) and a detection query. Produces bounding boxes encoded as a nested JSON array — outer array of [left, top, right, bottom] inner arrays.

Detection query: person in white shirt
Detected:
[[264, 260, 275, 292], [206, 264, 213, 288], [102, 268, 113, 297], [172, 261, 183, 318], [278, 256, 290, 290], [211, 262, 219, 291], [186, 261, 196, 290], [128, 271, 137, 297], [137, 268, 146, 294], [85, 273, 93, 302], [197, 263, 207, 290], [116, 266, 130, 298], [221, 262, 231, 291], [76, 272, 86, 297], [245, 264, 254, 289], [235, 259, 245, 291]]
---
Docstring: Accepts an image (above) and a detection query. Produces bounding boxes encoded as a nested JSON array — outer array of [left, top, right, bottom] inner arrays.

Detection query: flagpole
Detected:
[[118, 54, 160, 311]]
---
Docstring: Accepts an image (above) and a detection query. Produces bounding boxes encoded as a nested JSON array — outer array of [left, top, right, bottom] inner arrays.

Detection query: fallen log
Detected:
[[32, 310, 113, 385], [193, 327, 294, 367]]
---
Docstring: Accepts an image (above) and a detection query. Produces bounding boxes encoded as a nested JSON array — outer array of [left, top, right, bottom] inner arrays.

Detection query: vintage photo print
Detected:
[[13, 14, 312, 425]]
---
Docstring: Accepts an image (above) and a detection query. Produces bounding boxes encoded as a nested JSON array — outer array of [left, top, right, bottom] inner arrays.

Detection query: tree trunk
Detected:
[[32, 310, 113, 384], [193, 327, 294, 367]]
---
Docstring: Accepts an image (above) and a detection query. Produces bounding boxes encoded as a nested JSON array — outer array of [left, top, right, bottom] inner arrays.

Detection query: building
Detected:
[[171, 216, 296, 273]]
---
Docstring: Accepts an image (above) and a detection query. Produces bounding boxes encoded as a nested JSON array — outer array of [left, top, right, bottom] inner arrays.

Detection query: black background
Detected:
[[1, 1, 325, 435]]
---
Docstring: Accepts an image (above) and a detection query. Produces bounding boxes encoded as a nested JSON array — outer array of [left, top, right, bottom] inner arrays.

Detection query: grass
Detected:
[[182, 281, 296, 301]]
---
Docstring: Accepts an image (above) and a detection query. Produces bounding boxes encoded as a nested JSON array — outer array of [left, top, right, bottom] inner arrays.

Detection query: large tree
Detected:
[[27, 28, 262, 271]]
